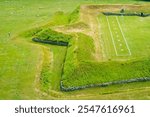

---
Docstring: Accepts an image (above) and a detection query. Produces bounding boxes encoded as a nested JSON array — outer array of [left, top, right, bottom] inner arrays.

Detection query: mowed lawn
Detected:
[[0, 0, 150, 99], [106, 16, 131, 56], [99, 15, 150, 60]]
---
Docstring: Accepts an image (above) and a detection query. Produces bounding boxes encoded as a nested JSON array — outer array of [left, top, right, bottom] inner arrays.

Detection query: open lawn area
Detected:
[[0, 0, 150, 99]]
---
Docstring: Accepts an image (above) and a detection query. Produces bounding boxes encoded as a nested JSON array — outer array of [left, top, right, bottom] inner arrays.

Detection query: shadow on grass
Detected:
[[136, 0, 150, 1]]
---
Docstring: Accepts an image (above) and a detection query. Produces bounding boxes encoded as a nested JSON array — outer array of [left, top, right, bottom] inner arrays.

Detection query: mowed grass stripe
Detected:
[[106, 16, 118, 56], [106, 16, 132, 56], [116, 16, 132, 56], [109, 16, 129, 56], [107, 16, 128, 56]]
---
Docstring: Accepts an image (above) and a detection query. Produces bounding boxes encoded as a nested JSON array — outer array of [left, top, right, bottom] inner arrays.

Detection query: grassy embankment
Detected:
[[61, 5, 150, 89], [0, 0, 150, 99]]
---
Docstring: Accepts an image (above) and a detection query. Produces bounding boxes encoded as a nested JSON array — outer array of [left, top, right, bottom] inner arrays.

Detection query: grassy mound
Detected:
[[26, 5, 150, 92], [34, 28, 72, 42], [62, 59, 150, 89], [62, 33, 95, 80], [61, 29, 150, 90], [27, 5, 150, 92], [68, 6, 80, 23]]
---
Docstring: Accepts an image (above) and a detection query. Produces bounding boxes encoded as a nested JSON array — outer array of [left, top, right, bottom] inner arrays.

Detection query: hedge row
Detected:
[[103, 12, 150, 17], [60, 77, 150, 91]]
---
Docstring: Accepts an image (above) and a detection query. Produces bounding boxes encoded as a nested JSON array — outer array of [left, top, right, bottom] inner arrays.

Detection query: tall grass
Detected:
[[34, 28, 72, 42], [62, 59, 150, 88]]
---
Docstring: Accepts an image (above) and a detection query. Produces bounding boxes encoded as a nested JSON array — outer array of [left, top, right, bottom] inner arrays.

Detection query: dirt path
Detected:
[[80, 5, 103, 61], [50, 50, 54, 69], [89, 15, 103, 61], [54, 6, 104, 62], [33, 45, 47, 98], [33, 44, 54, 99]]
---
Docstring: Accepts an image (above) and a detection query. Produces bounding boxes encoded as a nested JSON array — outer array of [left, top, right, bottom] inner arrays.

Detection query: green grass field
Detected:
[[0, 0, 150, 99], [99, 15, 150, 60]]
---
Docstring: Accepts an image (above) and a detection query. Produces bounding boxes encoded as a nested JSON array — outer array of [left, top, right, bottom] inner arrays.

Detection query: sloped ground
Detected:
[[21, 4, 150, 98], [1, 0, 150, 99], [53, 4, 150, 90]]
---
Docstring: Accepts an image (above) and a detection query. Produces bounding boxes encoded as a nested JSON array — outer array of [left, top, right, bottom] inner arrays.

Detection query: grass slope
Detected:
[[0, 0, 150, 99], [61, 7, 150, 89]]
